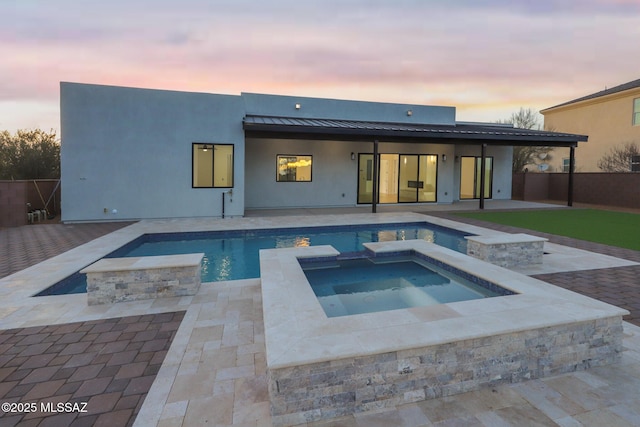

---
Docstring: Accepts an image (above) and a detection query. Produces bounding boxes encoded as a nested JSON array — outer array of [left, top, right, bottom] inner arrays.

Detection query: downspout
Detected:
[[568, 146, 575, 207], [372, 139, 379, 213], [479, 143, 487, 210], [221, 189, 233, 219]]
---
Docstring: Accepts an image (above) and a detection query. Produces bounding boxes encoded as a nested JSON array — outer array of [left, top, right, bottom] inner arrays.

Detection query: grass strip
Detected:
[[455, 209, 640, 251]]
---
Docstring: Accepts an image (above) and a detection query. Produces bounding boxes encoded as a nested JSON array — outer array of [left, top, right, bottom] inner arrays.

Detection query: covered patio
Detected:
[[244, 115, 587, 210]]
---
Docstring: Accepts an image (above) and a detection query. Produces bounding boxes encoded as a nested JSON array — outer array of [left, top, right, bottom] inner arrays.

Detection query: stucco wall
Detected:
[[242, 93, 455, 125], [543, 90, 640, 172], [245, 139, 463, 209], [61, 83, 245, 222], [61, 83, 516, 219]]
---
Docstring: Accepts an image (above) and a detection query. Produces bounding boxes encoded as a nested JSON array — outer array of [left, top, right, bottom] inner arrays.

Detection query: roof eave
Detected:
[[243, 122, 586, 147]]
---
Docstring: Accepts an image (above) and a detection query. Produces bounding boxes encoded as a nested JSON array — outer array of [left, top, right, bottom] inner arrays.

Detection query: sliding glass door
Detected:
[[358, 153, 437, 204], [399, 155, 437, 202], [460, 156, 492, 199]]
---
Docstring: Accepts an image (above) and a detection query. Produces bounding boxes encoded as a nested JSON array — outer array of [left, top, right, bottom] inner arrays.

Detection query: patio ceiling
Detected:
[[243, 115, 588, 147]]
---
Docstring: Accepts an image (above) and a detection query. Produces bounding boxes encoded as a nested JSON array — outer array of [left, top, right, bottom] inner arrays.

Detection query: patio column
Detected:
[[568, 145, 575, 207], [372, 139, 379, 213], [479, 143, 487, 210]]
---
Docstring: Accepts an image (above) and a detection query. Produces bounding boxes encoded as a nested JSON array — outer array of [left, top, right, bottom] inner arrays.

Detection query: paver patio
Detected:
[[0, 311, 184, 427]]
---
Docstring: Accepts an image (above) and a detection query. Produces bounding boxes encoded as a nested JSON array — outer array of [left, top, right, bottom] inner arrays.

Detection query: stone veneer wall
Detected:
[[466, 239, 545, 268], [84, 255, 203, 305], [268, 316, 623, 426]]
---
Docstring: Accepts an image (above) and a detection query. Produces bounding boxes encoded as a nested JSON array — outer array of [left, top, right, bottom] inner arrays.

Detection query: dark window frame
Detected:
[[192, 143, 234, 188], [276, 154, 313, 182], [396, 153, 438, 204], [356, 152, 438, 204], [459, 155, 494, 200]]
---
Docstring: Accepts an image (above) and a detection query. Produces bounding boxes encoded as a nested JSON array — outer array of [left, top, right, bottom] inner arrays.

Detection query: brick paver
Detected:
[[0, 222, 134, 279], [0, 312, 185, 427]]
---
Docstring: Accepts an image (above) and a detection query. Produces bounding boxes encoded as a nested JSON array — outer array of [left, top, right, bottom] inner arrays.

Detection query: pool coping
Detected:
[[260, 240, 629, 370], [0, 213, 472, 302]]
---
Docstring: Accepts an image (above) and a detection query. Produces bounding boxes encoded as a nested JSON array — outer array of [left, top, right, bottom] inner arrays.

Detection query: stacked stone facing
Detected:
[[269, 316, 623, 426], [465, 233, 547, 267], [82, 253, 203, 305]]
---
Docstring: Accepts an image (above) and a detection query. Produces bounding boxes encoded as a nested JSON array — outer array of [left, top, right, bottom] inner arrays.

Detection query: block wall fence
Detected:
[[0, 180, 61, 227], [512, 173, 640, 209]]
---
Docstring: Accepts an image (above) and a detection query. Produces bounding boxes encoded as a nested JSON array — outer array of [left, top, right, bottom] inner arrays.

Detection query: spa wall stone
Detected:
[[268, 316, 623, 426]]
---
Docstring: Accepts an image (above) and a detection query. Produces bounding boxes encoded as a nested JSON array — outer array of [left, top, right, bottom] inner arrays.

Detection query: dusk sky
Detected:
[[2, 0, 639, 133]]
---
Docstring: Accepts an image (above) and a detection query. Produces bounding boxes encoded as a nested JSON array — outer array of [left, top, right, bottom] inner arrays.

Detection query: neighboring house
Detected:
[[541, 78, 640, 172], [60, 82, 586, 222]]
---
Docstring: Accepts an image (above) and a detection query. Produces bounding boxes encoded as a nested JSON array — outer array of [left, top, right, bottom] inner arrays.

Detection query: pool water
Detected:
[[36, 222, 470, 296], [303, 258, 501, 317]]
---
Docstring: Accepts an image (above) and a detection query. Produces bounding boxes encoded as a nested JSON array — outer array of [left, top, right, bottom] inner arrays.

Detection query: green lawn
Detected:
[[455, 209, 640, 251]]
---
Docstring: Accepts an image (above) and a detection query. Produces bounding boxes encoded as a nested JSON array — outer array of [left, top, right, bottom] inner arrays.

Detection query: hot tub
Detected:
[[259, 240, 627, 426], [300, 256, 512, 317]]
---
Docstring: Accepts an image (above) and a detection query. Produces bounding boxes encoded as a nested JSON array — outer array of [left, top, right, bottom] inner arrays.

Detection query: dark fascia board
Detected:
[[243, 116, 587, 147]]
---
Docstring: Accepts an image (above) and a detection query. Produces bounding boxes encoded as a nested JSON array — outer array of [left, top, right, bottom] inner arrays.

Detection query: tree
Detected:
[[0, 129, 60, 179], [497, 108, 552, 173], [597, 142, 640, 172]]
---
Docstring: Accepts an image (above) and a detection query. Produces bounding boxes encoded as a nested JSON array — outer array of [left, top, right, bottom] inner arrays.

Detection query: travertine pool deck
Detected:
[[2, 209, 640, 426]]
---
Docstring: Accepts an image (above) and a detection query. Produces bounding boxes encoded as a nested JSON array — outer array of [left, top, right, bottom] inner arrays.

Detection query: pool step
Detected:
[[336, 251, 368, 260]]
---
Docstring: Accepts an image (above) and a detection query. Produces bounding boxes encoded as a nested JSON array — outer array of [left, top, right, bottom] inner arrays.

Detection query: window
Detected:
[[276, 155, 312, 182], [632, 155, 640, 172], [460, 156, 492, 199], [192, 143, 233, 188], [562, 158, 574, 173], [634, 98, 640, 126]]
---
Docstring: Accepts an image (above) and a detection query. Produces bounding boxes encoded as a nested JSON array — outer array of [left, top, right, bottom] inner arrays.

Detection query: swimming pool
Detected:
[[36, 221, 471, 296], [302, 256, 503, 317]]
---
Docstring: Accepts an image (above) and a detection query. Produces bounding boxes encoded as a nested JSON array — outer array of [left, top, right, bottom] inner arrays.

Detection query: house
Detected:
[[60, 82, 586, 222], [541, 78, 640, 172]]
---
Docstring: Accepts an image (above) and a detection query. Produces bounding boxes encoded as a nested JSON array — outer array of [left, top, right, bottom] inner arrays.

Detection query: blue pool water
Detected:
[[36, 222, 471, 296], [303, 257, 502, 317]]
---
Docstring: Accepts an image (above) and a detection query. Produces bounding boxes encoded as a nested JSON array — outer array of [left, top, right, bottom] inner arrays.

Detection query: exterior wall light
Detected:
[[295, 103, 301, 110], [351, 152, 355, 160], [407, 110, 412, 116], [442, 154, 447, 162]]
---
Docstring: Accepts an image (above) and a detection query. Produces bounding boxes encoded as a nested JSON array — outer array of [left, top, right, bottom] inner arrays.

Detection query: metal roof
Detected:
[[542, 78, 640, 112], [243, 115, 587, 147]]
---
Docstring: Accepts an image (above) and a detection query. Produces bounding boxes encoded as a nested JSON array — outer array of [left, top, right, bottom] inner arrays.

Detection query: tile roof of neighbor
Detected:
[[542, 78, 640, 111], [243, 115, 588, 146]]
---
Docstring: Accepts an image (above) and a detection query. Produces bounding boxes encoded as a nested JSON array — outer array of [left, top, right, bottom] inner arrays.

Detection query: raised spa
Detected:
[[301, 257, 510, 317], [260, 240, 628, 426]]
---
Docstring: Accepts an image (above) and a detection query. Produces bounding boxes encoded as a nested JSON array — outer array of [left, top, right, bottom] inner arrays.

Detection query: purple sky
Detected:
[[2, 0, 639, 133]]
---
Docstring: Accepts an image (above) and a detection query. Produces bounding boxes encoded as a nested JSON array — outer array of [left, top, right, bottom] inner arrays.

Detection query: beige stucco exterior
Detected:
[[541, 86, 640, 172]]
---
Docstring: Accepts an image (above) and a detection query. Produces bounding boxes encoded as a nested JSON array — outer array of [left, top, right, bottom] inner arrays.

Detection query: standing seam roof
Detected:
[[244, 115, 586, 139]]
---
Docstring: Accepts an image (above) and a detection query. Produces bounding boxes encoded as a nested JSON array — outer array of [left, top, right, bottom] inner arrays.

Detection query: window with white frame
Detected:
[[634, 98, 640, 126], [562, 158, 574, 173]]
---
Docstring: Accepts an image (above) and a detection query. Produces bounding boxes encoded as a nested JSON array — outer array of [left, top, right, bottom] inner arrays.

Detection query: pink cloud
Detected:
[[1, 1, 639, 131]]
